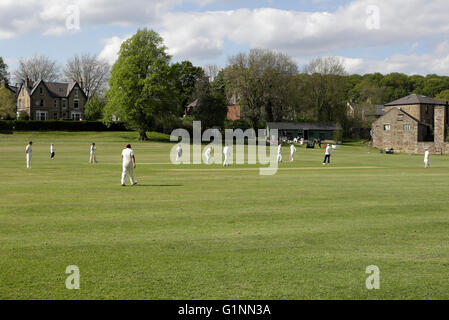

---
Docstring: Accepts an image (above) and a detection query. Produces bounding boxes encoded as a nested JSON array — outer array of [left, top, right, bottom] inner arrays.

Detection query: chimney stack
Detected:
[[25, 75, 29, 88], [79, 77, 84, 90]]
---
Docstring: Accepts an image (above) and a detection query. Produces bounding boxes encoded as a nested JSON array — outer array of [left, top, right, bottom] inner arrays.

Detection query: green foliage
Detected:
[[0, 57, 8, 80], [104, 28, 175, 140], [170, 61, 204, 116], [17, 111, 29, 121], [436, 89, 449, 102], [84, 97, 105, 120], [192, 77, 228, 129], [0, 82, 16, 119]]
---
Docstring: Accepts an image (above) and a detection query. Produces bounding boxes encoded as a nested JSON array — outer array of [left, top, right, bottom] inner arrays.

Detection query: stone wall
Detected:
[[373, 104, 449, 154]]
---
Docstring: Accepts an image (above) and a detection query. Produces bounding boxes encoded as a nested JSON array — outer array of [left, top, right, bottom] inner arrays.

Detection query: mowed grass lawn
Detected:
[[1, 131, 449, 300]]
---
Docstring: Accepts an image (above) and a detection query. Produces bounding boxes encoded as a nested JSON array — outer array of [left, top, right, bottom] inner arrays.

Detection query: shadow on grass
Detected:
[[133, 184, 184, 187]]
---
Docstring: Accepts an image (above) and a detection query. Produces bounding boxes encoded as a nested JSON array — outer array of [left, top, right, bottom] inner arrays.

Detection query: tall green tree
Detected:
[[103, 29, 175, 140], [192, 75, 228, 129], [170, 61, 204, 116], [0, 80, 16, 119], [225, 48, 298, 128], [302, 56, 347, 123], [84, 96, 106, 120]]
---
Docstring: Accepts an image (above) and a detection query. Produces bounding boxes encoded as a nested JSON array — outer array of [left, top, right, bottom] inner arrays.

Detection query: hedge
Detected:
[[0, 120, 128, 132]]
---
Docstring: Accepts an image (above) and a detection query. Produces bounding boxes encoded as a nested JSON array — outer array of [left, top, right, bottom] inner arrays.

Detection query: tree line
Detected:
[[2, 28, 449, 138]]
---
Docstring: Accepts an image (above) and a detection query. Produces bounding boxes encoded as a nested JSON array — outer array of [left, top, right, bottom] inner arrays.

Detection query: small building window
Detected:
[[384, 124, 391, 131], [40, 99, 44, 107], [426, 106, 429, 114], [403, 124, 411, 131], [397, 114, 404, 121], [54, 113, 58, 120], [62, 99, 67, 108], [74, 100, 79, 109], [54, 100, 57, 108], [75, 88, 79, 98], [36, 111, 48, 120], [39, 87, 43, 95]]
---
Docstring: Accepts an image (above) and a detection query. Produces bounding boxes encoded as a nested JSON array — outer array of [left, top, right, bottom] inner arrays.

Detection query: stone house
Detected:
[[372, 94, 449, 154], [16, 77, 87, 120]]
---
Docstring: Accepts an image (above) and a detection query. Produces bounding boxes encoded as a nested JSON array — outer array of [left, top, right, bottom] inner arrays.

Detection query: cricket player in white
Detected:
[[50, 143, 55, 159], [205, 146, 213, 164], [223, 145, 230, 167], [25, 141, 32, 169], [277, 143, 283, 163], [323, 144, 333, 165], [176, 145, 183, 162], [90, 143, 98, 163], [121, 144, 137, 186], [290, 144, 297, 162], [424, 148, 430, 168]]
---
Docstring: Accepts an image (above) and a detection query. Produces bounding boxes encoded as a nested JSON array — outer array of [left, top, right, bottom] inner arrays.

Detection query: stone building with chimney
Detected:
[[16, 76, 87, 120], [372, 94, 449, 154]]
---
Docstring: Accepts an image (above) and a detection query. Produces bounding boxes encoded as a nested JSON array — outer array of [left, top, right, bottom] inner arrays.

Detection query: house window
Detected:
[[384, 124, 391, 131], [39, 87, 43, 95], [62, 99, 67, 108], [40, 99, 44, 107], [426, 106, 429, 114], [74, 100, 79, 109], [403, 124, 411, 131], [54, 100, 58, 108], [75, 88, 79, 98], [397, 114, 404, 121], [54, 113, 58, 120], [71, 112, 81, 121], [36, 111, 48, 120]]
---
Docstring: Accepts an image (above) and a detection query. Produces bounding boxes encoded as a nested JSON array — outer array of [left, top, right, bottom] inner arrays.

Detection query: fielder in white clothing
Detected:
[[89, 142, 98, 163], [424, 148, 430, 168], [290, 144, 297, 162], [223, 145, 230, 167], [277, 143, 283, 163], [323, 144, 333, 165], [121, 144, 137, 186], [50, 143, 55, 159], [25, 141, 32, 169], [176, 145, 183, 162], [204, 146, 213, 164]]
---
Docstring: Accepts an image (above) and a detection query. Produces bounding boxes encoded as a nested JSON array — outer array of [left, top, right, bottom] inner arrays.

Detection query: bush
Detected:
[[0, 120, 129, 131], [333, 129, 344, 143]]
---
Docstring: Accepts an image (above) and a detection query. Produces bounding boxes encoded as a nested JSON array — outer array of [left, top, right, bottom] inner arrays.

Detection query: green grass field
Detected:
[[1, 131, 449, 300]]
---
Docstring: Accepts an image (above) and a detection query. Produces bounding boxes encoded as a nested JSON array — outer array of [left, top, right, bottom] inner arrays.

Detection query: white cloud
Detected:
[[157, 0, 449, 62], [0, 0, 219, 39], [340, 41, 449, 75], [98, 35, 131, 65]]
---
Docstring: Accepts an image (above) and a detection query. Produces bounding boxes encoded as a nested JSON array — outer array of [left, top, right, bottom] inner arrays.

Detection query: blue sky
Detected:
[[1, 0, 448, 78]]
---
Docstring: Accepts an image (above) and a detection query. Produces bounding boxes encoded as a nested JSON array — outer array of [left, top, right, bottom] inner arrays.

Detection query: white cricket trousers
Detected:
[[90, 152, 97, 163], [223, 154, 229, 166], [205, 155, 211, 164], [26, 153, 31, 168], [121, 162, 136, 185], [424, 160, 429, 168], [277, 154, 282, 162]]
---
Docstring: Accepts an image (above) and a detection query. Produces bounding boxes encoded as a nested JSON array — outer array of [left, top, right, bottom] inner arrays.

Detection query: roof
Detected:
[[267, 122, 342, 131], [385, 94, 446, 106], [364, 105, 385, 116], [186, 99, 199, 109], [19, 79, 86, 99], [227, 105, 240, 121]]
